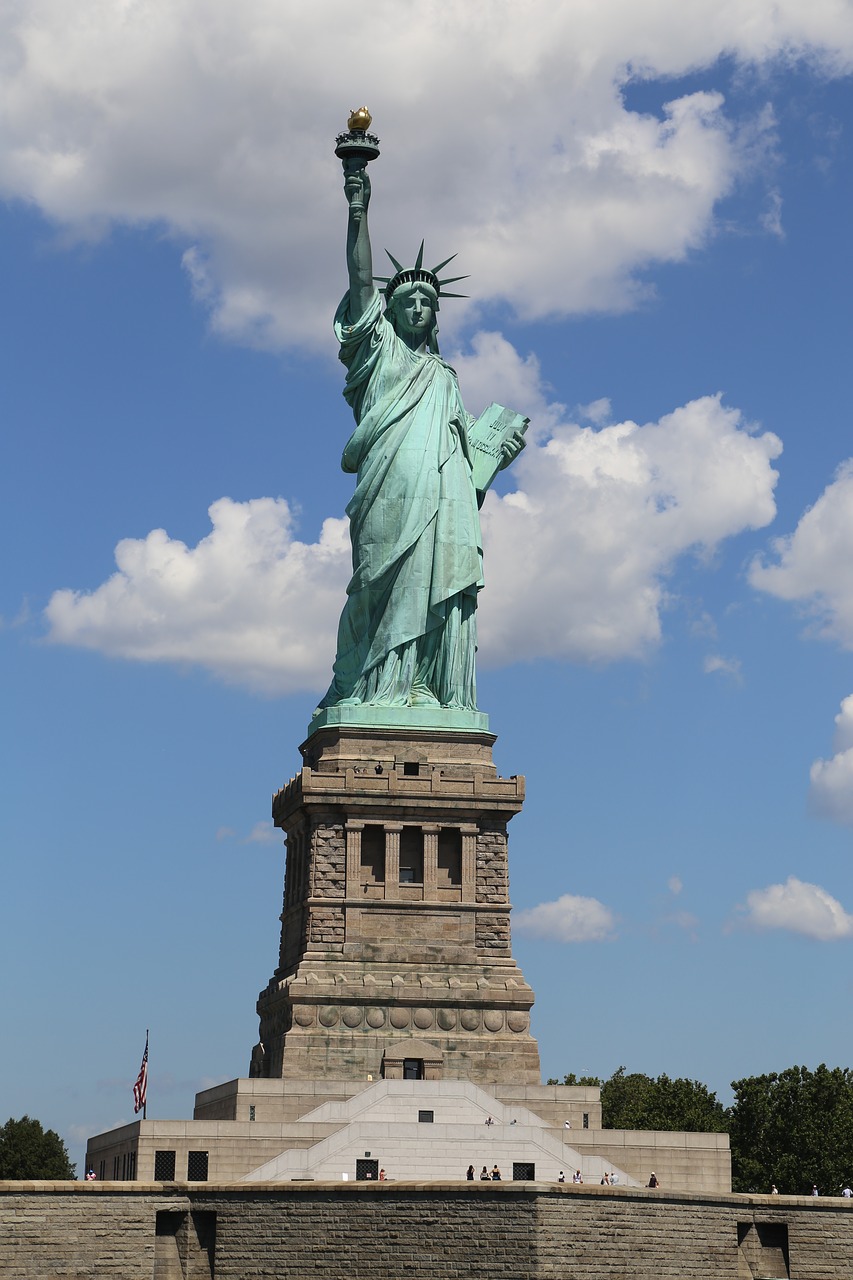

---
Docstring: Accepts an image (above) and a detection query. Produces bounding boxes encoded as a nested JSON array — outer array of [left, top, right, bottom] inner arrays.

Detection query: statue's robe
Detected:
[[319, 290, 482, 710]]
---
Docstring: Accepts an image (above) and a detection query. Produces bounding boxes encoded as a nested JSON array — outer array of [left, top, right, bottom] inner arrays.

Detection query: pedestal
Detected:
[[253, 724, 540, 1085]]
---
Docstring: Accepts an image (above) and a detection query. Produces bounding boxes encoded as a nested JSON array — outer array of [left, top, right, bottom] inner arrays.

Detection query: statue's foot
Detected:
[[410, 691, 440, 707]]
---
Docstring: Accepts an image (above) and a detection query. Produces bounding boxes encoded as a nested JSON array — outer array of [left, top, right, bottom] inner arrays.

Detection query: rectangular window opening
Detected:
[[738, 1222, 790, 1279], [360, 824, 386, 884], [187, 1150, 209, 1181], [582, 1112, 589, 1129], [418, 1109, 434, 1123], [403, 761, 420, 776], [513, 1162, 535, 1181], [154, 1149, 177, 1181], [438, 828, 462, 886], [400, 827, 424, 884]]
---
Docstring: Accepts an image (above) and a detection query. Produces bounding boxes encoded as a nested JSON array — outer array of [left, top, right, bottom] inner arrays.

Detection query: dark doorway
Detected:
[[356, 1159, 380, 1181], [403, 1058, 424, 1080]]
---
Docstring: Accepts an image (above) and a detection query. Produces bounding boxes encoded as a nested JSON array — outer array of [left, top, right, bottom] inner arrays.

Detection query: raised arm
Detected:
[[343, 158, 374, 322]]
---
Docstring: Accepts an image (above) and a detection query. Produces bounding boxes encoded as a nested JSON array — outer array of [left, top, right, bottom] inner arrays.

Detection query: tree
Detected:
[[729, 1065, 853, 1195], [0, 1116, 76, 1180], [546, 1066, 728, 1132], [546, 1073, 603, 1087], [600, 1067, 729, 1132]]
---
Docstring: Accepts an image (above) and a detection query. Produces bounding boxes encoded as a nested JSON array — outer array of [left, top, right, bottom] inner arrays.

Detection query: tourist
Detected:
[[491, 1164, 502, 1181], [378, 1168, 386, 1181], [572, 1169, 583, 1184], [648, 1172, 659, 1188], [811, 1184, 819, 1196], [558, 1171, 566, 1183], [484, 1116, 494, 1127], [480, 1166, 490, 1180], [842, 1185, 852, 1198], [466, 1165, 475, 1181], [600, 1172, 610, 1186], [771, 1184, 779, 1195]]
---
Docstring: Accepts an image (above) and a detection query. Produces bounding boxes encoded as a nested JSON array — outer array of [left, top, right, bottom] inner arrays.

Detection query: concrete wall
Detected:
[[4, 1180, 853, 1279], [88, 1079, 729, 1192]]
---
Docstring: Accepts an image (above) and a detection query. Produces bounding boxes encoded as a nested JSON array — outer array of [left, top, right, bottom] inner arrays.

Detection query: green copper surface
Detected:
[[314, 136, 527, 735], [311, 705, 490, 734]]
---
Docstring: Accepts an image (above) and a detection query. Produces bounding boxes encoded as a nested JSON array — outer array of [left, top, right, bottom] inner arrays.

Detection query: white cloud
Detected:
[[703, 653, 743, 681], [242, 821, 279, 845], [751, 470, 853, 826], [44, 497, 350, 695], [43, 352, 782, 691], [478, 390, 781, 668], [578, 399, 613, 427], [515, 893, 617, 943], [760, 187, 785, 238], [738, 876, 853, 941], [750, 460, 853, 648], [667, 875, 683, 896], [1, 1, 850, 349], [809, 695, 853, 825]]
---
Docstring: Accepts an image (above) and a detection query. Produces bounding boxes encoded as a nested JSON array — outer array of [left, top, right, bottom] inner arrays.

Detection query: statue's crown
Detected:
[[375, 242, 468, 305]]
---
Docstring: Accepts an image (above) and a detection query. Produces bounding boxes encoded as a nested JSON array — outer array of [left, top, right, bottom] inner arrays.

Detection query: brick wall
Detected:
[[4, 1181, 853, 1280]]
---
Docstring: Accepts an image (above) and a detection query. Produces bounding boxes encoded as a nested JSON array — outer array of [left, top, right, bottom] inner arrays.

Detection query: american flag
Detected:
[[133, 1034, 148, 1115]]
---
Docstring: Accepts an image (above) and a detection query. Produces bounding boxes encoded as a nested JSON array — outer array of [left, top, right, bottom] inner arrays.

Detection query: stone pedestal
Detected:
[[253, 725, 540, 1085]]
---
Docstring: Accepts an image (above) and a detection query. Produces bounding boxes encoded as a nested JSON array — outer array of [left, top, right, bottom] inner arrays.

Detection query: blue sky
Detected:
[[2, 2, 853, 1175]]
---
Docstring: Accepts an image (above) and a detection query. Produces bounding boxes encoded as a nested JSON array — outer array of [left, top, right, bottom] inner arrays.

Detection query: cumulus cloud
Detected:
[[515, 893, 617, 943], [667, 875, 683, 896], [43, 354, 781, 692], [1, 1, 850, 349], [750, 467, 853, 825], [478, 390, 781, 667], [44, 497, 350, 695], [809, 695, 853, 825], [750, 461, 853, 648], [737, 876, 853, 941]]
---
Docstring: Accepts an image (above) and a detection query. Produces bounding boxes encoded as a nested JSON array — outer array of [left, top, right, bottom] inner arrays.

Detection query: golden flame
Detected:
[[347, 107, 372, 132]]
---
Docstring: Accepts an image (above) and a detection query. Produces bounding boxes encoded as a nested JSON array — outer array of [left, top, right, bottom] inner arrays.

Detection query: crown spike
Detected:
[[431, 254, 457, 274], [438, 292, 468, 299], [385, 250, 405, 273], [414, 240, 425, 270], [436, 274, 469, 287]]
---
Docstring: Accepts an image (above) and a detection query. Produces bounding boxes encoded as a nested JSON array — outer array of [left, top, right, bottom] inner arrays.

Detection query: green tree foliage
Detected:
[[546, 1073, 602, 1086], [600, 1067, 729, 1133], [729, 1065, 853, 1195], [547, 1066, 728, 1131], [0, 1116, 76, 1180]]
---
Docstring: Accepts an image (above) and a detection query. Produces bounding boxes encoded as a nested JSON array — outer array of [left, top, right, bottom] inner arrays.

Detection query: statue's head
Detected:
[[386, 282, 440, 350], [376, 242, 468, 354]]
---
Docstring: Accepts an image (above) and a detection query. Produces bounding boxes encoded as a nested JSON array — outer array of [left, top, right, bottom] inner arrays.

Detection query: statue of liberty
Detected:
[[315, 113, 527, 722]]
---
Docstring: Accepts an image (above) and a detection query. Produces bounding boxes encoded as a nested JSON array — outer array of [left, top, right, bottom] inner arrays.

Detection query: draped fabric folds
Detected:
[[318, 290, 483, 712]]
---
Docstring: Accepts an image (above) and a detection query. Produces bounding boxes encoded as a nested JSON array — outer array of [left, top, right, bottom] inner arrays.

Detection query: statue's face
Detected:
[[391, 286, 437, 338]]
